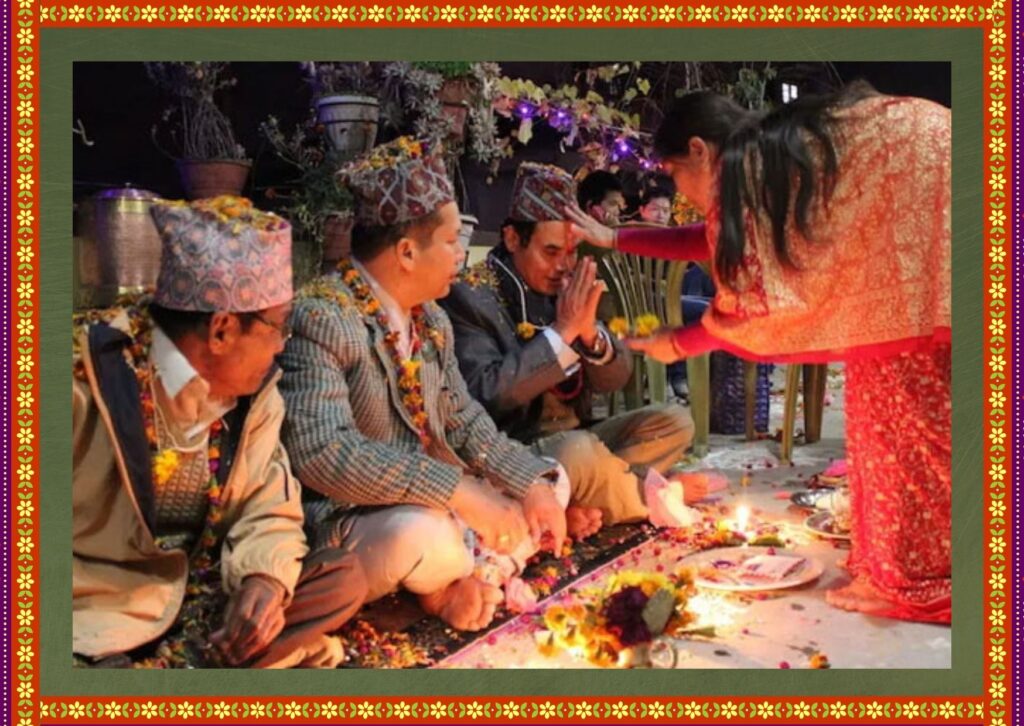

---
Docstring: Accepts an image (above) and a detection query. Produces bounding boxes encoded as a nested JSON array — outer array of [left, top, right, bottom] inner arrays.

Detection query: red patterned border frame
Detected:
[[8, 2, 1011, 724]]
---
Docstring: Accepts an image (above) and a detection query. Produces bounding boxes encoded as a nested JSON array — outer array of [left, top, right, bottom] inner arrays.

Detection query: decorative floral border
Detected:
[[9, 1, 1012, 724], [33, 697, 989, 722], [26, 2, 1011, 24]]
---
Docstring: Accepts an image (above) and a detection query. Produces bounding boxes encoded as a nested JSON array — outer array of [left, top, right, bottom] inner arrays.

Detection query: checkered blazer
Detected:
[[278, 274, 554, 544]]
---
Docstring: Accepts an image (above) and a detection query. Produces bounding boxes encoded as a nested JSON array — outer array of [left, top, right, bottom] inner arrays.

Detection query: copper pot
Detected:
[[75, 186, 163, 308]]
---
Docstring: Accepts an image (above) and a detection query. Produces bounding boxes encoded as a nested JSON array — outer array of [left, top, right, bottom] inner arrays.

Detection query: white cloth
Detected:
[[149, 325, 236, 440]]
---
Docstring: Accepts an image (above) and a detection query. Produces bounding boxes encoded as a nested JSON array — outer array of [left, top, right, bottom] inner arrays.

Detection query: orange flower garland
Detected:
[[116, 305, 227, 590], [74, 298, 231, 666], [337, 261, 442, 449]]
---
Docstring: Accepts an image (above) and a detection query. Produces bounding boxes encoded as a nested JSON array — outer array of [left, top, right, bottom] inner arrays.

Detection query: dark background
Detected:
[[73, 61, 951, 236]]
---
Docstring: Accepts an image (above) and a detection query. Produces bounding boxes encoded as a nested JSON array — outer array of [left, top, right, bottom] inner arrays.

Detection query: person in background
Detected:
[[441, 162, 699, 538], [636, 184, 674, 226], [73, 196, 367, 669], [631, 180, 705, 399], [567, 82, 951, 624], [279, 140, 568, 633], [577, 169, 626, 226]]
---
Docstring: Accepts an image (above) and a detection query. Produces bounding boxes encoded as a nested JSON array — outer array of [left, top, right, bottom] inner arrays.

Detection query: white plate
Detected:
[[805, 511, 852, 541], [679, 547, 825, 592]]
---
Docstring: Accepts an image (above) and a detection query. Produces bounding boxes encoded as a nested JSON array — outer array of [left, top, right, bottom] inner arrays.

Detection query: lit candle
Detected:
[[735, 505, 751, 536]]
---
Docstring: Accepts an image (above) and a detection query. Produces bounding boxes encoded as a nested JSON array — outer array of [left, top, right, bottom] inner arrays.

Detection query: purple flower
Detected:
[[602, 585, 652, 647]]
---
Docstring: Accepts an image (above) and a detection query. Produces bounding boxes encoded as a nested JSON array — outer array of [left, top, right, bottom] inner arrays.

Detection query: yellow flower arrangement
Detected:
[[152, 449, 181, 487], [396, 136, 423, 157], [605, 313, 663, 339], [633, 313, 662, 338], [607, 316, 629, 338], [672, 192, 705, 225], [185, 195, 288, 231], [359, 135, 430, 171], [537, 569, 696, 667]]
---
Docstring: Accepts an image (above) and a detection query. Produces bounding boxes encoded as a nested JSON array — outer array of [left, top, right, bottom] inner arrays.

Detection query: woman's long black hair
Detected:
[[654, 81, 877, 287]]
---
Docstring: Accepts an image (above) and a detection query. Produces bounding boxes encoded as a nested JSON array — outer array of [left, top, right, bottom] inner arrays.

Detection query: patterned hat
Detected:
[[509, 162, 577, 222], [149, 196, 293, 313], [337, 137, 454, 227]]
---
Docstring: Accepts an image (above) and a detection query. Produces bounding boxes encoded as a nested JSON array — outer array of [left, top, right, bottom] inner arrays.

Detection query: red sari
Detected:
[[617, 94, 951, 623]]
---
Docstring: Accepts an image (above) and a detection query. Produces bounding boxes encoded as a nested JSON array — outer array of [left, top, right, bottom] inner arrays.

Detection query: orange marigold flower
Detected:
[[517, 322, 537, 339]]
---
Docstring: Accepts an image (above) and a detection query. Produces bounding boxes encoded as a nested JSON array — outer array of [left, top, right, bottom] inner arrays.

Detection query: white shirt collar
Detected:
[[352, 259, 415, 358], [150, 325, 236, 439], [150, 325, 201, 399]]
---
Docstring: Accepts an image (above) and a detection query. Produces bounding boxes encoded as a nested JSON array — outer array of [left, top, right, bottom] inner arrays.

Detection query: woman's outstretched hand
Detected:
[[564, 204, 616, 249], [625, 328, 686, 364]]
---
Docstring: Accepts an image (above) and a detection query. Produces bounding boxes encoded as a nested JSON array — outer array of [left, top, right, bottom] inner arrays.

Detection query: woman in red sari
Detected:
[[568, 82, 951, 624]]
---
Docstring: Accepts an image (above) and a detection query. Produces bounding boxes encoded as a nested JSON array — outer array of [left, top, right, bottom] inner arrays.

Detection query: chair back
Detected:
[[599, 238, 686, 408]]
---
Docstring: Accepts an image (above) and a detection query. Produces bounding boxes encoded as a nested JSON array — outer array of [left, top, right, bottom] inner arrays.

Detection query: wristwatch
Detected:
[[574, 329, 608, 359]]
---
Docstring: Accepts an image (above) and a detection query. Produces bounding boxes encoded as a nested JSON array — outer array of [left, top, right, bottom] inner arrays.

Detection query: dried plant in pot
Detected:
[[145, 62, 251, 199]]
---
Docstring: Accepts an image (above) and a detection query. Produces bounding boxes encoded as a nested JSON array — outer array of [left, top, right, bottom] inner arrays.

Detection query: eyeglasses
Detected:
[[251, 311, 293, 341]]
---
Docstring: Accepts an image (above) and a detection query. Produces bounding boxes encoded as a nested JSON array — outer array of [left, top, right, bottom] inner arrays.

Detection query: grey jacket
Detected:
[[439, 249, 632, 443]]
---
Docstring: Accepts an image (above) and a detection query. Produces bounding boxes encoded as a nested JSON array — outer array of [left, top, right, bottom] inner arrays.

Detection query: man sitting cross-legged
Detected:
[[440, 163, 698, 540], [72, 196, 367, 669], [279, 139, 568, 632]]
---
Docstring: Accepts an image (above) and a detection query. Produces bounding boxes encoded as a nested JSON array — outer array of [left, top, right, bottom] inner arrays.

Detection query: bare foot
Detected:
[[566, 506, 603, 540], [826, 576, 894, 616], [419, 576, 503, 632], [669, 472, 710, 504]]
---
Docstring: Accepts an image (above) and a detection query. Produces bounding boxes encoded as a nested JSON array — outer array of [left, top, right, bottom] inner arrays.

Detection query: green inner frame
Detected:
[[40, 27, 983, 696]]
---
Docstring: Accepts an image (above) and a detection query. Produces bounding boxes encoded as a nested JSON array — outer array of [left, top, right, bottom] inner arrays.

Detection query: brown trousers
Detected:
[[251, 549, 368, 668], [533, 403, 694, 525]]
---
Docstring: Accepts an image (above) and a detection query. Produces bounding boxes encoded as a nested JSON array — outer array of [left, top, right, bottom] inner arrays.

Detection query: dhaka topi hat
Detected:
[[337, 136, 455, 227], [509, 162, 577, 222], [149, 195, 293, 313]]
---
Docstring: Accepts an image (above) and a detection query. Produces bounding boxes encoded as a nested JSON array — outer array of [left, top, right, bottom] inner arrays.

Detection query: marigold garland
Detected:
[[74, 296, 231, 668], [336, 260, 443, 449]]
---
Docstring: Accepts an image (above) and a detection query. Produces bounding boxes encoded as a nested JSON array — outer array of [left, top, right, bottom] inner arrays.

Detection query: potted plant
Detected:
[[260, 114, 355, 281], [379, 61, 507, 181], [145, 62, 251, 199], [409, 61, 478, 140], [301, 62, 383, 155]]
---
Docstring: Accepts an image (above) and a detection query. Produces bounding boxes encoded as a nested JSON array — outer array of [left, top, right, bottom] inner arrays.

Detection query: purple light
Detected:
[[517, 102, 534, 119], [617, 140, 630, 154], [548, 108, 572, 131]]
